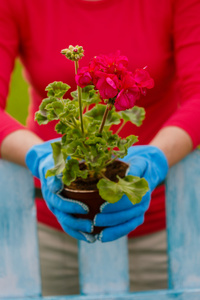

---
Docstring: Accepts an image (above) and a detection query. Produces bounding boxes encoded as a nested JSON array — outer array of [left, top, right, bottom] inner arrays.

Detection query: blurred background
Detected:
[[6, 60, 29, 125]]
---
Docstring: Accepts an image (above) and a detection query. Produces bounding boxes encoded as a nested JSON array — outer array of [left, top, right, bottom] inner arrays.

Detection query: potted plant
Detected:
[[35, 45, 154, 234]]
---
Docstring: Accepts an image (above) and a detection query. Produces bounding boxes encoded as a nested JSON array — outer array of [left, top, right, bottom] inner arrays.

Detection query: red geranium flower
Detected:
[[95, 72, 119, 100], [75, 66, 92, 88], [114, 86, 140, 111], [75, 53, 154, 111], [133, 67, 154, 89]]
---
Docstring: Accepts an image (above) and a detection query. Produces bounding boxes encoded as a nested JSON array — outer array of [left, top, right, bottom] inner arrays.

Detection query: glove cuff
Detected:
[[153, 146, 169, 183]]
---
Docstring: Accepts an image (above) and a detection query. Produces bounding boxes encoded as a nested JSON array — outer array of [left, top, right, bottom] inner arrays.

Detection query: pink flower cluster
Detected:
[[75, 52, 154, 111]]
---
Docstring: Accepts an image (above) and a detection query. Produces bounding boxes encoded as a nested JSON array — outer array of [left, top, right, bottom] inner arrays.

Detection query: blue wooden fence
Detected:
[[0, 150, 200, 299]]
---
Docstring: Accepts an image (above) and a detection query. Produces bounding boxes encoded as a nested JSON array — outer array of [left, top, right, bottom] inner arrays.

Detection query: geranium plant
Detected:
[[35, 45, 154, 205]]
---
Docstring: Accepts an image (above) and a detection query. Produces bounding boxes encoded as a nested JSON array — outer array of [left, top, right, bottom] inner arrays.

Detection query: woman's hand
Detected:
[[25, 139, 96, 243], [94, 146, 169, 242]]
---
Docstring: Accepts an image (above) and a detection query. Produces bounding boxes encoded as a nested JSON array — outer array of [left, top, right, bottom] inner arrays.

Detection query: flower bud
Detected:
[[61, 45, 84, 61]]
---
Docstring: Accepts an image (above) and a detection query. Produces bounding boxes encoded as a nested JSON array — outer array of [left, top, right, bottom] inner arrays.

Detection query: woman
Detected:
[[0, 0, 199, 295]]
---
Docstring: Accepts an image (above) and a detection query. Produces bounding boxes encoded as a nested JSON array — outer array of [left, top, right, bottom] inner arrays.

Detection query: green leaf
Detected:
[[65, 128, 83, 140], [35, 97, 62, 123], [34, 111, 48, 125], [84, 118, 101, 135], [122, 135, 138, 149], [45, 81, 70, 98], [102, 131, 120, 149], [71, 86, 101, 105], [119, 106, 145, 127], [62, 139, 86, 157], [85, 104, 121, 126], [97, 178, 124, 203], [46, 101, 64, 117], [45, 141, 66, 177], [82, 86, 101, 105], [58, 101, 79, 119], [97, 175, 149, 204], [55, 121, 69, 134], [39, 97, 58, 112], [62, 159, 88, 186], [114, 135, 138, 158], [70, 90, 78, 100], [85, 136, 106, 146], [117, 175, 149, 204]]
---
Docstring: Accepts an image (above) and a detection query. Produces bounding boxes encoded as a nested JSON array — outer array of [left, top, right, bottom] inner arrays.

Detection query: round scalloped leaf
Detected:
[[119, 106, 145, 127], [85, 104, 121, 126], [45, 81, 70, 98]]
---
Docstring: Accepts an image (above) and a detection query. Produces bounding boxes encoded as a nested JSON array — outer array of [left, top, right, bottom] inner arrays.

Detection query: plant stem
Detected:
[[75, 60, 84, 135], [60, 97, 65, 106], [74, 60, 78, 74], [115, 119, 126, 135], [72, 116, 78, 127], [99, 104, 111, 133], [63, 118, 77, 128]]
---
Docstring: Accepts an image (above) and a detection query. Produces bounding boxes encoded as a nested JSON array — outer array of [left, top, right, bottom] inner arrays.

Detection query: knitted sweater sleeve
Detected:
[[0, 1, 25, 150], [163, 0, 200, 148]]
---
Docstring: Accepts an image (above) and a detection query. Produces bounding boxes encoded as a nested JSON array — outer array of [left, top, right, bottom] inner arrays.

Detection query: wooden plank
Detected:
[[165, 150, 200, 289], [79, 237, 129, 295], [0, 160, 41, 298]]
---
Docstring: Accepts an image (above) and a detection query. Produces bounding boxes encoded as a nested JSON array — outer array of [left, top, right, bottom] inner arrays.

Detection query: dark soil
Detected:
[[66, 160, 128, 191]]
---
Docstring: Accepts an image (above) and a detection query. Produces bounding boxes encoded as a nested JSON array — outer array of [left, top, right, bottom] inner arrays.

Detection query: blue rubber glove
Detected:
[[25, 139, 96, 243], [94, 145, 169, 242]]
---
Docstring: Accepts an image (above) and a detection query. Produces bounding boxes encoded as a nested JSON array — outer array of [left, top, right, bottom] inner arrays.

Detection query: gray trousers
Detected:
[[38, 223, 168, 296]]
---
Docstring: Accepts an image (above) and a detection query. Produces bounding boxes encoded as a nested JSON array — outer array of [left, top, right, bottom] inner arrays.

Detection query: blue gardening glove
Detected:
[[25, 139, 96, 243], [94, 145, 169, 242]]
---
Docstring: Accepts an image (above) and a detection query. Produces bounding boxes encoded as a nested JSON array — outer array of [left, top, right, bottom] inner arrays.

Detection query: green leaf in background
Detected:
[[35, 97, 61, 124], [97, 175, 149, 204], [45, 81, 70, 98], [119, 106, 145, 126], [34, 111, 49, 125]]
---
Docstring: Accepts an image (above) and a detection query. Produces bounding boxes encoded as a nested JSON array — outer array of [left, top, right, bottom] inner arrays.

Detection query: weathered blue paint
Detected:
[[0, 160, 41, 298], [79, 237, 129, 295], [4, 288, 200, 300], [165, 150, 200, 290], [1, 150, 200, 300]]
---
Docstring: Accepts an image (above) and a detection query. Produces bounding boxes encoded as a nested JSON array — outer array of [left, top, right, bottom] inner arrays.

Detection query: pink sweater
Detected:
[[1, 0, 200, 236]]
